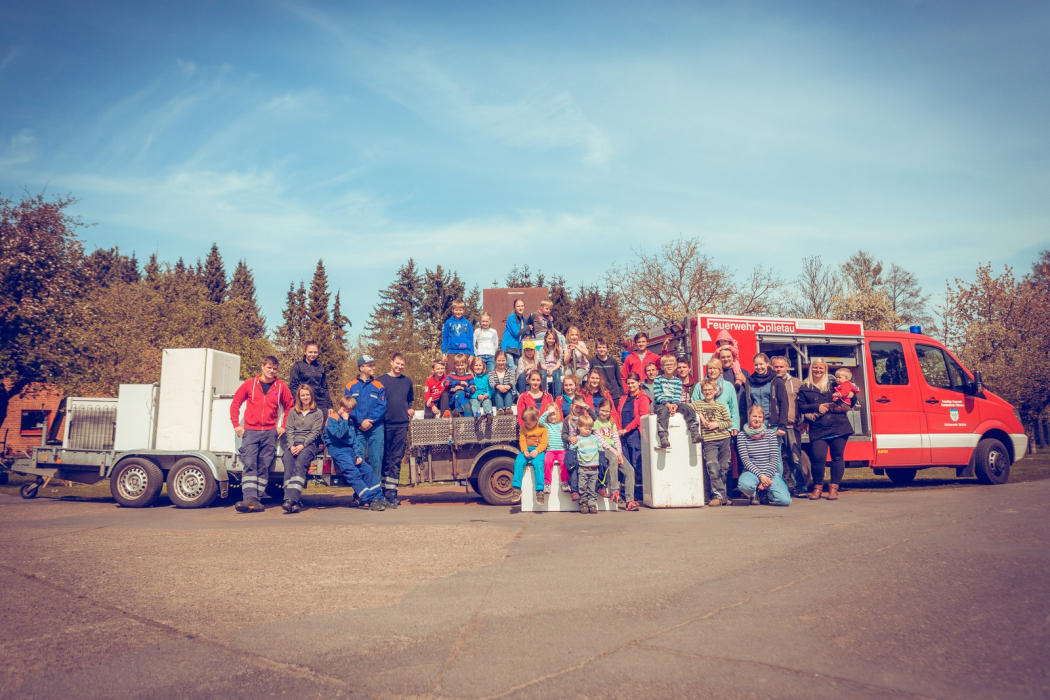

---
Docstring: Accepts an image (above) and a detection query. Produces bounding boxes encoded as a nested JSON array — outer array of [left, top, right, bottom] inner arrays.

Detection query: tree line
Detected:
[[3, 192, 1048, 446]]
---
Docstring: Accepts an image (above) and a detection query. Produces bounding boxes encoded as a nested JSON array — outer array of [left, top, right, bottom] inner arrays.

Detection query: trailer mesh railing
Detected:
[[67, 405, 118, 451], [409, 415, 519, 447]]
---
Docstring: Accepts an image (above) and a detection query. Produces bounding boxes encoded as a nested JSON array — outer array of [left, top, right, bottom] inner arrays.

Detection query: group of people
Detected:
[[226, 296, 862, 515], [228, 342, 414, 513]]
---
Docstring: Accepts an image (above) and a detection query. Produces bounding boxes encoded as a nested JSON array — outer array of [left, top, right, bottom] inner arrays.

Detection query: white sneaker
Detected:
[[560, 483, 571, 492], [543, 484, 551, 494]]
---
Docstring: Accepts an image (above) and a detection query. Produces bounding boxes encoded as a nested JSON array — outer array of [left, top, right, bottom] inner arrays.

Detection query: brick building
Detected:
[[1, 382, 64, 457]]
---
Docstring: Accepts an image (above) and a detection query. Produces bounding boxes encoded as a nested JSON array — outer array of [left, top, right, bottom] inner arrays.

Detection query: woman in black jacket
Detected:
[[797, 359, 859, 501], [289, 341, 331, 412]]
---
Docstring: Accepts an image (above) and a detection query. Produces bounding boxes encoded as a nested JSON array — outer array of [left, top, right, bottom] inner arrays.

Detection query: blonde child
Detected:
[[542, 330, 564, 397], [424, 359, 449, 419], [573, 414, 615, 514], [473, 312, 500, 372], [512, 407, 546, 503], [441, 299, 474, 360], [562, 326, 590, 384], [594, 398, 635, 509], [652, 354, 702, 449], [442, 354, 475, 417], [832, 368, 861, 410], [515, 340, 545, 394], [564, 396, 597, 499], [540, 403, 568, 494], [469, 356, 496, 427], [691, 378, 734, 506], [488, 350, 517, 415]]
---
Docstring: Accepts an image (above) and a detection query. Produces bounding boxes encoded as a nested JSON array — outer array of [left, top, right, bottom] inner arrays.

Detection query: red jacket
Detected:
[[230, 376, 294, 431], [621, 351, 662, 392], [424, 376, 445, 408], [516, 391, 554, 426], [616, 392, 652, 434]]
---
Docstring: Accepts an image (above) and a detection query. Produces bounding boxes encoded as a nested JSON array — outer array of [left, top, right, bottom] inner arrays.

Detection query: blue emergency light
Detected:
[[909, 325, 922, 334]]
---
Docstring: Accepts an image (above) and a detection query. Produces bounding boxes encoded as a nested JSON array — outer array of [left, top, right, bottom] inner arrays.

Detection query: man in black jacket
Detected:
[[289, 341, 331, 411], [380, 352, 415, 507]]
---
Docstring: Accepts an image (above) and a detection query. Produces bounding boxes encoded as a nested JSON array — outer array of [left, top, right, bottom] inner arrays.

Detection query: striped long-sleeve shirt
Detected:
[[593, 418, 622, 453], [540, 414, 565, 450], [489, 367, 517, 394], [735, 427, 780, 478], [652, 375, 683, 405], [573, 433, 615, 467]]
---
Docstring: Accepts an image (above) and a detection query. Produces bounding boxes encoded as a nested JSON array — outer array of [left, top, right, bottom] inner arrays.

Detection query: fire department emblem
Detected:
[[949, 409, 959, 421]]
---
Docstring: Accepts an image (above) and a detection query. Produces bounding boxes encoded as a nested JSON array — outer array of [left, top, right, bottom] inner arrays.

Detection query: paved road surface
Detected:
[[1, 480, 1048, 699]]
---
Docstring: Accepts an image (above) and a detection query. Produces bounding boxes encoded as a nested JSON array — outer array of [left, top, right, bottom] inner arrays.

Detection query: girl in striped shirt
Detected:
[[735, 405, 792, 507]]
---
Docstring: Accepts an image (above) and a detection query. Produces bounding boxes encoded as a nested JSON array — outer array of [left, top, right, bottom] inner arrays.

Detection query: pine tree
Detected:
[[229, 260, 266, 338], [332, 291, 350, 344], [174, 257, 187, 276], [144, 253, 160, 283], [203, 243, 227, 303], [546, 275, 572, 333], [364, 260, 422, 353], [306, 260, 331, 338]]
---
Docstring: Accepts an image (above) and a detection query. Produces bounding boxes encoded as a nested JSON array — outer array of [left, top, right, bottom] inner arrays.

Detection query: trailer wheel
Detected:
[[974, 438, 1011, 485], [20, 482, 39, 499], [166, 457, 219, 509], [110, 458, 164, 507], [476, 455, 517, 506], [886, 468, 918, 485]]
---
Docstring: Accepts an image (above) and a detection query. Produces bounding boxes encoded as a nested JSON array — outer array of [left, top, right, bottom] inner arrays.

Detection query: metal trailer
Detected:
[[7, 348, 327, 508], [407, 415, 522, 505]]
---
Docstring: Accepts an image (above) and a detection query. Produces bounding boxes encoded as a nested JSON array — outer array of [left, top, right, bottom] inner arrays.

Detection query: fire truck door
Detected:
[[867, 340, 928, 466], [914, 343, 980, 466]]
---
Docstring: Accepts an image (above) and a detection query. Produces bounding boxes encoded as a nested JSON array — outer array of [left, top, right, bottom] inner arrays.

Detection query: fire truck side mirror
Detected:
[[972, 370, 984, 396]]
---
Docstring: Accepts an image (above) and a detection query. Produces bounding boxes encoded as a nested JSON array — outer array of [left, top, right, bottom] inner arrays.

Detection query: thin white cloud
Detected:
[[281, 1, 614, 165], [0, 129, 36, 168]]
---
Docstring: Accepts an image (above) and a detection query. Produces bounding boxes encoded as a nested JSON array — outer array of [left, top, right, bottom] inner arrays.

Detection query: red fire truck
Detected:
[[643, 314, 1027, 485]]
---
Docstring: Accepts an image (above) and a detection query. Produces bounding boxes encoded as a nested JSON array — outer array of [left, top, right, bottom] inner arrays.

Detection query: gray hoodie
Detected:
[[285, 408, 324, 447]]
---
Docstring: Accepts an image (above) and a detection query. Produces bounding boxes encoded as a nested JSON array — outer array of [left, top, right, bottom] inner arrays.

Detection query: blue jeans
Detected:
[[546, 369, 563, 398], [737, 471, 792, 506], [513, 451, 545, 490], [478, 355, 495, 372], [357, 425, 385, 481], [493, 390, 514, 410], [470, 396, 494, 415], [516, 368, 547, 394]]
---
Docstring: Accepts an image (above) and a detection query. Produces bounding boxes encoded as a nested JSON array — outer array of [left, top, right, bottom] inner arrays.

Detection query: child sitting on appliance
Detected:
[[442, 353, 475, 417]]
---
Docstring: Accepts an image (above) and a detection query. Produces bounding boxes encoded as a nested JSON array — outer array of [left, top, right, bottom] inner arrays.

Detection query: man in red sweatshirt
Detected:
[[230, 356, 294, 513]]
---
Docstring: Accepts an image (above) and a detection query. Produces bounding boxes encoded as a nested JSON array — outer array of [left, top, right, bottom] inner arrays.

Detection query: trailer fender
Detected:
[[469, 444, 519, 479]]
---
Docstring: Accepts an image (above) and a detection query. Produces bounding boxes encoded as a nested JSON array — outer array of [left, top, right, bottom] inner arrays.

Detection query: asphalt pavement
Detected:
[[1, 479, 1048, 699]]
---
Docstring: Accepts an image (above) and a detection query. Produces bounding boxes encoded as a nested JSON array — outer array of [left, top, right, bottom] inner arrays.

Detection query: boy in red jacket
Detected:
[[230, 356, 294, 513]]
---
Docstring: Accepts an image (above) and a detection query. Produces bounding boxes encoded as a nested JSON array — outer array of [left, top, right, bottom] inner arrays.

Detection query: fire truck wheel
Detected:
[[886, 468, 917, 485], [166, 457, 219, 508], [974, 438, 1011, 485], [476, 455, 517, 506], [110, 458, 164, 508]]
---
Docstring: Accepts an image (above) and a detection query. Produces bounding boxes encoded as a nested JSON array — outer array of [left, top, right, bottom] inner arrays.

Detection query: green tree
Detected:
[[203, 243, 227, 303], [229, 260, 266, 339], [0, 192, 86, 383], [82, 246, 140, 287]]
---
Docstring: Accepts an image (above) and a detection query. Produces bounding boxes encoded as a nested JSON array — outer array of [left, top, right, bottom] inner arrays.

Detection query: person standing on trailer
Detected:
[[621, 332, 662, 394], [280, 384, 324, 513], [589, 338, 623, 403], [230, 356, 294, 513], [380, 352, 414, 507], [501, 298, 528, 372], [288, 340, 331, 412], [345, 355, 386, 483]]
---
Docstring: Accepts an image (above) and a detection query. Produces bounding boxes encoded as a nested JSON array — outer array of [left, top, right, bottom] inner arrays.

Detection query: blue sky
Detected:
[[2, 0, 1048, 332]]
